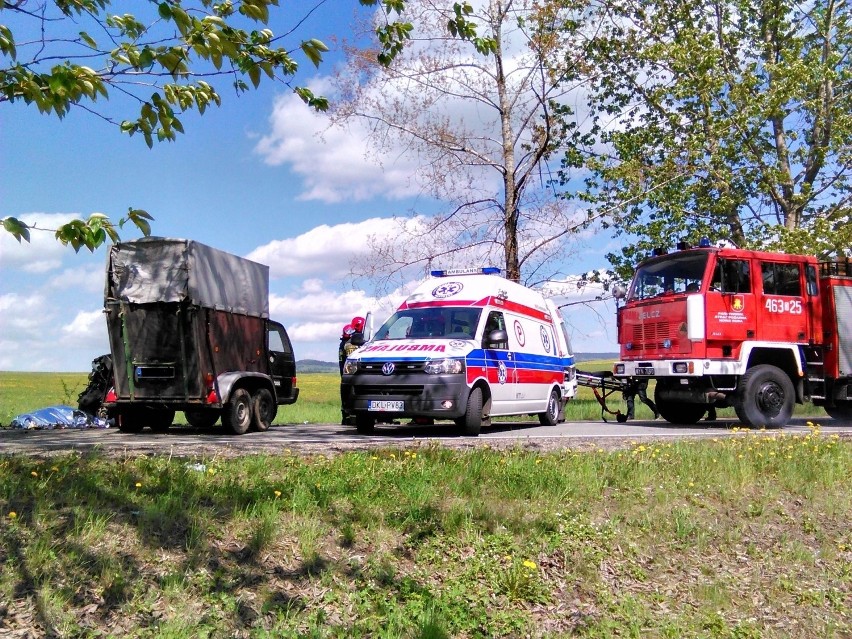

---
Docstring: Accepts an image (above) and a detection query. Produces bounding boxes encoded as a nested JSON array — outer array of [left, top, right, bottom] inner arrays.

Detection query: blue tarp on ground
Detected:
[[9, 405, 110, 430]]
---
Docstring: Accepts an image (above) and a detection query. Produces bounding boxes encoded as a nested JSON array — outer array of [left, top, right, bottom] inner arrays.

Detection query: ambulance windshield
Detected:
[[374, 308, 482, 340], [629, 253, 710, 300]]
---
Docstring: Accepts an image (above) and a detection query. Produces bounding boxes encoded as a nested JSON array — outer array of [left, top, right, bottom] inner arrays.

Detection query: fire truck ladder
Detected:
[[575, 370, 628, 423]]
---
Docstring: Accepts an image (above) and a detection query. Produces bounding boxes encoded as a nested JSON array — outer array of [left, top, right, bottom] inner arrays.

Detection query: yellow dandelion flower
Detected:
[[135, 482, 142, 488], [30, 471, 38, 477], [411, 453, 417, 459], [274, 490, 282, 498], [51, 466, 59, 472], [8, 511, 17, 519], [523, 560, 537, 570]]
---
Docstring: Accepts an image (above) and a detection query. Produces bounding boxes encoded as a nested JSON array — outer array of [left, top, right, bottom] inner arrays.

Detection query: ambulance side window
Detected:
[[483, 311, 508, 350]]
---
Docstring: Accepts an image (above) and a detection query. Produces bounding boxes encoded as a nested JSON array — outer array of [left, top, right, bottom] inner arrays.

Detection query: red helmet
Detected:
[[351, 316, 365, 332], [342, 323, 354, 338]]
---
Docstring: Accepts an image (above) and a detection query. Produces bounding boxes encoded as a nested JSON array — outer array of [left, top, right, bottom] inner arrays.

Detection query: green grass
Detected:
[[0, 363, 822, 428], [0, 429, 849, 637]]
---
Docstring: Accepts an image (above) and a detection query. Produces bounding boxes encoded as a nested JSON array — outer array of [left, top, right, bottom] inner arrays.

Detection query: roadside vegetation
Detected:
[[0, 425, 849, 637]]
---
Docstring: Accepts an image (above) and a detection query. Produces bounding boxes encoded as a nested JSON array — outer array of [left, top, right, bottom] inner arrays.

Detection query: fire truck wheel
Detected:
[[185, 409, 219, 429], [355, 413, 375, 434], [654, 399, 706, 425], [457, 387, 483, 436], [252, 388, 277, 432], [538, 389, 560, 426], [824, 402, 852, 422], [733, 364, 794, 428], [222, 388, 252, 435]]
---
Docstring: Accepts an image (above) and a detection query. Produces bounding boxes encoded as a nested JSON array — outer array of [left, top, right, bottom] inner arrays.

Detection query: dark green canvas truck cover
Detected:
[[106, 237, 269, 317], [105, 238, 270, 403]]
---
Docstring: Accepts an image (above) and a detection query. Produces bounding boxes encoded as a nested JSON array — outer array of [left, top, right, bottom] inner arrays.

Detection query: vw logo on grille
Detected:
[[382, 362, 396, 376]]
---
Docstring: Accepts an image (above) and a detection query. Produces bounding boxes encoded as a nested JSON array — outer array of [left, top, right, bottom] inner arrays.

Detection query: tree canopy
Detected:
[[1, 0, 411, 250], [556, 0, 852, 278]]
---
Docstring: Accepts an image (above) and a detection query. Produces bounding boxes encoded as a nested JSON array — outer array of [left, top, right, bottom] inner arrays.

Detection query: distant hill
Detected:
[[297, 359, 340, 373], [297, 353, 618, 373]]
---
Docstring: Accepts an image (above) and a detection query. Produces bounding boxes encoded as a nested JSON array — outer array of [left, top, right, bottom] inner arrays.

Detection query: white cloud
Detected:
[[46, 264, 104, 293], [62, 309, 107, 343], [248, 216, 427, 279], [0, 212, 81, 273], [254, 93, 423, 203]]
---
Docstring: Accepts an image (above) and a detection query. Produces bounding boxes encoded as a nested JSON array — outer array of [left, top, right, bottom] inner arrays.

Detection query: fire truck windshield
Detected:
[[374, 308, 483, 340], [629, 253, 710, 300]]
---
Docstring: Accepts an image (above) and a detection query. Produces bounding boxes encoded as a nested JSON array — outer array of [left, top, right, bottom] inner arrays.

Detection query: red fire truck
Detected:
[[612, 242, 852, 427]]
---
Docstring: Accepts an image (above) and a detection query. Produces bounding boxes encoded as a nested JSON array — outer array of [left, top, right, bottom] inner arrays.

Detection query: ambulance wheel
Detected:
[[538, 389, 560, 426], [355, 414, 375, 434], [733, 364, 794, 428], [252, 388, 277, 432], [654, 393, 705, 425], [185, 409, 219, 429], [222, 388, 252, 435], [824, 402, 852, 422], [457, 387, 483, 436]]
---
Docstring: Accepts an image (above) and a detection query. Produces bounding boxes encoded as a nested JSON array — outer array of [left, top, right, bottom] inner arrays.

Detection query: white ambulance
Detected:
[[341, 268, 577, 435]]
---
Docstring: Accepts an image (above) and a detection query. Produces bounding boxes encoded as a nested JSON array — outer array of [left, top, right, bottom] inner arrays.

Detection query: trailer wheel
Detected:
[[654, 391, 706, 425], [824, 402, 852, 423], [116, 410, 144, 433], [185, 410, 219, 429], [456, 387, 483, 436], [538, 389, 560, 426], [148, 409, 175, 433], [222, 388, 252, 435], [733, 364, 794, 428], [355, 413, 375, 434], [252, 388, 277, 432]]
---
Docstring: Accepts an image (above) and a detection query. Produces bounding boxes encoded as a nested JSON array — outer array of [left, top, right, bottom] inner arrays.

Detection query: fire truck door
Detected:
[[758, 261, 809, 343], [705, 257, 756, 342]]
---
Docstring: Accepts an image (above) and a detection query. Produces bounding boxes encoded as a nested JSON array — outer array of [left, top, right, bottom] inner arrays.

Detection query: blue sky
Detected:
[[0, 1, 620, 372]]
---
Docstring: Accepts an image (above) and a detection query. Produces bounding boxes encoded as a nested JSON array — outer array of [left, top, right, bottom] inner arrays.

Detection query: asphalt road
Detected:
[[1, 416, 850, 457]]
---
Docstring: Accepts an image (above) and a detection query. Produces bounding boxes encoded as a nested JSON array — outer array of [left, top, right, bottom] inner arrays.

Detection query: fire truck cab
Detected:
[[613, 243, 852, 427]]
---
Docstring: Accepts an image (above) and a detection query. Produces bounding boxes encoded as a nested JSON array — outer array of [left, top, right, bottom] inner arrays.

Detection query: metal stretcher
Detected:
[[575, 370, 628, 422]]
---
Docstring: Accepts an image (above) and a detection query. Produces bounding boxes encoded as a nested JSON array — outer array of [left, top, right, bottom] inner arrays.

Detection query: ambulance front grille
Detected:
[[358, 361, 426, 373], [355, 385, 424, 396]]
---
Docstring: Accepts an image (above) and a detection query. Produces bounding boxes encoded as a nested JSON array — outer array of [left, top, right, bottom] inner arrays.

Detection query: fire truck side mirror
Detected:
[[612, 283, 627, 301]]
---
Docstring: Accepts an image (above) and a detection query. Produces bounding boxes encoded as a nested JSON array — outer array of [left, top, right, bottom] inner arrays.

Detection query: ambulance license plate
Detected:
[[635, 367, 654, 376], [368, 400, 404, 412]]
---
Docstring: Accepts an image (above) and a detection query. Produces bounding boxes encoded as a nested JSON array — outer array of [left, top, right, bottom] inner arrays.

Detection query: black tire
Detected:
[[654, 390, 706, 425], [538, 389, 560, 426], [252, 388, 277, 432], [185, 409, 219, 429], [222, 388, 252, 435], [116, 409, 144, 433], [355, 413, 375, 434], [457, 387, 483, 436], [824, 402, 852, 423], [148, 409, 175, 433], [733, 364, 794, 428]]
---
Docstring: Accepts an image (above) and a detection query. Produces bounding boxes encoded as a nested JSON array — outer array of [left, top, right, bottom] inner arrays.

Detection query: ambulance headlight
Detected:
[[342, 359, 359, 375], [425, 358, 465, 374]]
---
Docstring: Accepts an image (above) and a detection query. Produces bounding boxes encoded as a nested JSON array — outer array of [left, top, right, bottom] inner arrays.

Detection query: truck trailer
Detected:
[[102, 237, 298, 434]]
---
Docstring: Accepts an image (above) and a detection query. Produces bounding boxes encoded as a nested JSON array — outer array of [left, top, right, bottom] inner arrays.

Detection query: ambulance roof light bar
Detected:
[[431, 267, 502, 277]]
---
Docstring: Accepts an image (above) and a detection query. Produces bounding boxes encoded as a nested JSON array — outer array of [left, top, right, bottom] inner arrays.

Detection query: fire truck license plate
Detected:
[[635, 367, 655, 376], [368, 400, 404, 412]]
